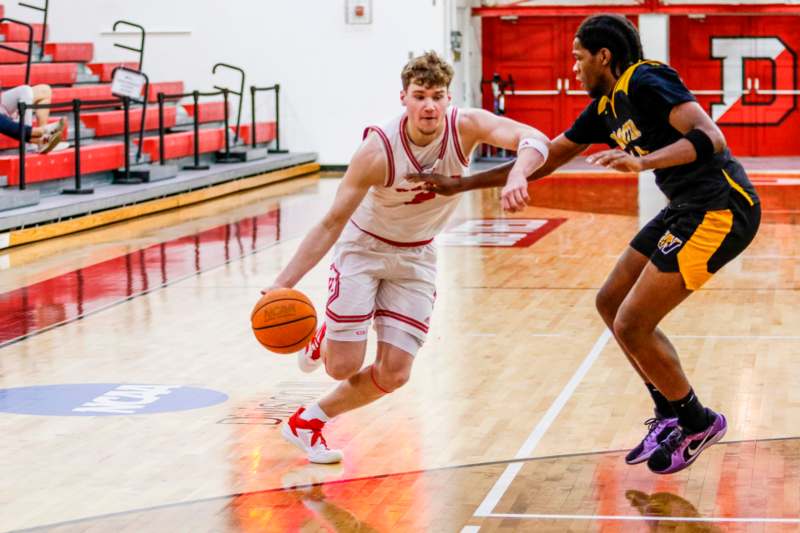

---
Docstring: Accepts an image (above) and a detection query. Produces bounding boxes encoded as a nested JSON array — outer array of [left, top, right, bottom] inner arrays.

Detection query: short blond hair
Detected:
[[401, 51, 454, 91]]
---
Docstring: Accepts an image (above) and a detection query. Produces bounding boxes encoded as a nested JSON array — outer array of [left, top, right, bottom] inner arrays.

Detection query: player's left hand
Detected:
[[586, 149, 643, 172]]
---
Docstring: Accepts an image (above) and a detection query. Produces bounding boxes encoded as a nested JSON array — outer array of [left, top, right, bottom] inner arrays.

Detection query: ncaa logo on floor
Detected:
[[0, 384, 228, 416]]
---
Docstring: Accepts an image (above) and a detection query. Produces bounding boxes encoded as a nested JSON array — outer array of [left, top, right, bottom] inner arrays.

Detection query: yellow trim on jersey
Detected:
[[598, 96, 609, 115], [677, 209, 733, 290], [610, 60, 663, 117], [723, 169, 755, 206]]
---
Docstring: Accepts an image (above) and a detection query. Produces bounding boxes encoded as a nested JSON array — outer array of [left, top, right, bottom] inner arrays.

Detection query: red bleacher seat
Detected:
[[183, 101, 225, 122], [45, 43, 94, 63], [51, 85, 113, 108], [0, 23, 47, 43], [236, 122, 277, 144], [138, 128, 225, 162], [51, 82, 187, 110], [81, 106, 178, 137], [0, 63, 78, 86], [0, 42, 32, 64], [1, 143, 124, 185], [87, 62, 140, 83], [147, 82, 184, 102], [0, 6, 5, 18]]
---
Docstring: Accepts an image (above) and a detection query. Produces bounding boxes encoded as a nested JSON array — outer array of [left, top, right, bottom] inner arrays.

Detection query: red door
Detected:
[[670, 15, 800, 156], [481, 16, 593, 138]]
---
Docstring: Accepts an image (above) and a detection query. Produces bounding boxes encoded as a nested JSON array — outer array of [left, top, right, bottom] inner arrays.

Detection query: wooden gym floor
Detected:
[[1, 171, 799, 532]]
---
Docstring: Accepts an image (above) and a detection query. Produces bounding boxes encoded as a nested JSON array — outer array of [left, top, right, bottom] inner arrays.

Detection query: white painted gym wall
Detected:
[[2, 0, 484, 164]]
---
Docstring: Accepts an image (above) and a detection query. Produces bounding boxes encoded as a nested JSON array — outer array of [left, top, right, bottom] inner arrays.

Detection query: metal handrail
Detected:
[[250, 84, 286, 153], [504, 79, 562, 96], [563, 79, 586, 96], [16, 96, 130, 192], [752, 77, 800, 96], [110, 66, 149, 171], [112, 20, 145, 70], [156, 88, 229, 170], [212, 63, 245, 143], [18, 0, 47, 60], [0, 18, 33, 83]]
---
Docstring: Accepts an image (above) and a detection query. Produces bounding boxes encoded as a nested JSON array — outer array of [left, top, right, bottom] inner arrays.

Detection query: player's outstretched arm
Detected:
[[264, 135, 385, 292], [408, 133, 587, 201], [588, 101, 726, 172], [456, 108, 549, 212]]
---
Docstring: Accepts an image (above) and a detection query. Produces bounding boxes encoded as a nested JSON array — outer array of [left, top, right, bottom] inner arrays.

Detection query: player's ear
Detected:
[[400, 90, 407, 106], [599, 48, 611, 67]]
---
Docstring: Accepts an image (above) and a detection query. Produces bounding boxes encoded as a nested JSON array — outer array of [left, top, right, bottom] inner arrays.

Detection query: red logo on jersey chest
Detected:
[[396, 185, 436, 205]]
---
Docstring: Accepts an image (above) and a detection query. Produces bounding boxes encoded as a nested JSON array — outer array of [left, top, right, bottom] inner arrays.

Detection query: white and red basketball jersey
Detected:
[[349, 107, 471, 245]]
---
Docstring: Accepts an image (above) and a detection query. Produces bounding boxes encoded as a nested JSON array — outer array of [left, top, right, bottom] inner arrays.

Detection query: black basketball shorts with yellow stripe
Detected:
[[631, 183, 761, 291]]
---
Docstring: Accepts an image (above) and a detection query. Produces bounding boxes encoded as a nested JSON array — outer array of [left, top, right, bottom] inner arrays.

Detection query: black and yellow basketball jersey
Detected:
[[565, 61, 758, 210]]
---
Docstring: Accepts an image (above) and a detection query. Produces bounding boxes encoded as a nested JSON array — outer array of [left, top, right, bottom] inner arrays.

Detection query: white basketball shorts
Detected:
[[325, 223, 436, 346]]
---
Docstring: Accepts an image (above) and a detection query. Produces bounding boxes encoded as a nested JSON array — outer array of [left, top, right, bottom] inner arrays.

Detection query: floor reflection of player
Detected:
[[282, 465, 380, 533], [626, 490, 725, 533]]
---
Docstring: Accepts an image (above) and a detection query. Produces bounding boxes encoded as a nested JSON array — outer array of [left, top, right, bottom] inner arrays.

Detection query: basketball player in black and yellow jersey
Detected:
[[410, 14, 760, 474]]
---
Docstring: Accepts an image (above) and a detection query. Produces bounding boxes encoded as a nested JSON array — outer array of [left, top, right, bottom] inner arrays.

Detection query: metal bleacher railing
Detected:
[[212, 63, 245, 145], [0, 17, 33, 84], [250, 84, 286, 154], [156, 88, 236, 171], [12, 68, 286, 193], [111, 20, 146, 70], [16, 67, 149, 193], [18, 0, 46, 61]]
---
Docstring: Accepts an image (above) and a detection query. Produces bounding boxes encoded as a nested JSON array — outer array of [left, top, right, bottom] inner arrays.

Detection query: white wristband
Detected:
[[518, 137, 549, 161]]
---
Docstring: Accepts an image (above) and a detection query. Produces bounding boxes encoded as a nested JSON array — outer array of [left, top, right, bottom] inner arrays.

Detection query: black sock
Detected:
[[670, 389, 712, 433], [646, 383, 676, 418]]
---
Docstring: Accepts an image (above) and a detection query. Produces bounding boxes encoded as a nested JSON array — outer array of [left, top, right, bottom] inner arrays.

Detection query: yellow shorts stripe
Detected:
[[723, 169, 755, 206], [677, 209, 734, 290]]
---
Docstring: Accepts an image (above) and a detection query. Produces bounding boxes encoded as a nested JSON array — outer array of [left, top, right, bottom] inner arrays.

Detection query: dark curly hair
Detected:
[[576, 14, 643, 77]]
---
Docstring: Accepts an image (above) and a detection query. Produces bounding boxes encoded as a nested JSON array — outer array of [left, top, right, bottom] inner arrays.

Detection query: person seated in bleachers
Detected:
[[0, 112, 66, 154], [0, 84, 69, 153]]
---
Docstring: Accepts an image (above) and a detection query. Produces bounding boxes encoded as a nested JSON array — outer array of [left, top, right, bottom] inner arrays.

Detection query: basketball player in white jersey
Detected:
[[266, 51, 549, 463]]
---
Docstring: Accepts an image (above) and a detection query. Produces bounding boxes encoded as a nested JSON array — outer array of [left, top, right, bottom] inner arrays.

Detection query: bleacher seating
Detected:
[[0, 22, 46, 42], [44, 43, 94, 63], [0, 10, 278, 192], [87, 62, 140, 82]]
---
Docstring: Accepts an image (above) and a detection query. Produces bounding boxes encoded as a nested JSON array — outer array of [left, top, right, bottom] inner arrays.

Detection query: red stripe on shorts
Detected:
[[374, 309, 429, 333]]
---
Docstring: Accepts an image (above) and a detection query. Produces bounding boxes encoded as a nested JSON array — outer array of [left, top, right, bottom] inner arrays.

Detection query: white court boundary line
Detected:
[[480, 513, 800, 524], [473, 329, 613, 517]]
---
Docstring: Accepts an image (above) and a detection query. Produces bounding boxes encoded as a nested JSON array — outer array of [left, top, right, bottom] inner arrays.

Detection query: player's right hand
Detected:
[[501, 173, 530, 213], [406, 172, 462, 196]]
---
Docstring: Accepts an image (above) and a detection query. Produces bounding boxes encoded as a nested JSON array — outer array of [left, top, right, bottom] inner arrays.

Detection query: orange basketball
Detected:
[[251, 288, 317, 354]]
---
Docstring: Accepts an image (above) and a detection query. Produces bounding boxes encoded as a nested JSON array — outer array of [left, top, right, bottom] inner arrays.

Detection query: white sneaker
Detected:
[[298, 323, 326, 373], [38, 141, 69, 154], [38, 118, 67, 154], [281, 407, 343, 464]]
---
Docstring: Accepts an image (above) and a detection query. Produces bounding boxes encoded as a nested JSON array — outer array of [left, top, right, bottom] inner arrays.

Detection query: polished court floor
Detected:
[[1, 171, 799, 532]]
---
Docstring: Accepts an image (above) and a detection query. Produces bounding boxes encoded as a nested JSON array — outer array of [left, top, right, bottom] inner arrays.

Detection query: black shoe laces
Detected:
[[660, 427, 686, 453]]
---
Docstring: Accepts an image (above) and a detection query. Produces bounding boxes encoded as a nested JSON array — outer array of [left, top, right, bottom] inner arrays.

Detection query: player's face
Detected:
[[401, 83, 451, 136], [572, 38, 609, 98]]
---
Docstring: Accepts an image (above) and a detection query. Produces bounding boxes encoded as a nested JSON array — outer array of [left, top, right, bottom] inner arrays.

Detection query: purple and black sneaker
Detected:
[[625, 411, 679, 465], [647, 410, 727, 475]]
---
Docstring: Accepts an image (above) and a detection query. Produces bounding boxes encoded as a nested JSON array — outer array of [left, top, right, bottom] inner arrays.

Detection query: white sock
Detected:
[[301, 402, 330, 423]]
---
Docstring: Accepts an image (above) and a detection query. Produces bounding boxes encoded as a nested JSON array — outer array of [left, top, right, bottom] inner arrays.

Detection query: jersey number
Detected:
[[397, 186, 436, 205]]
